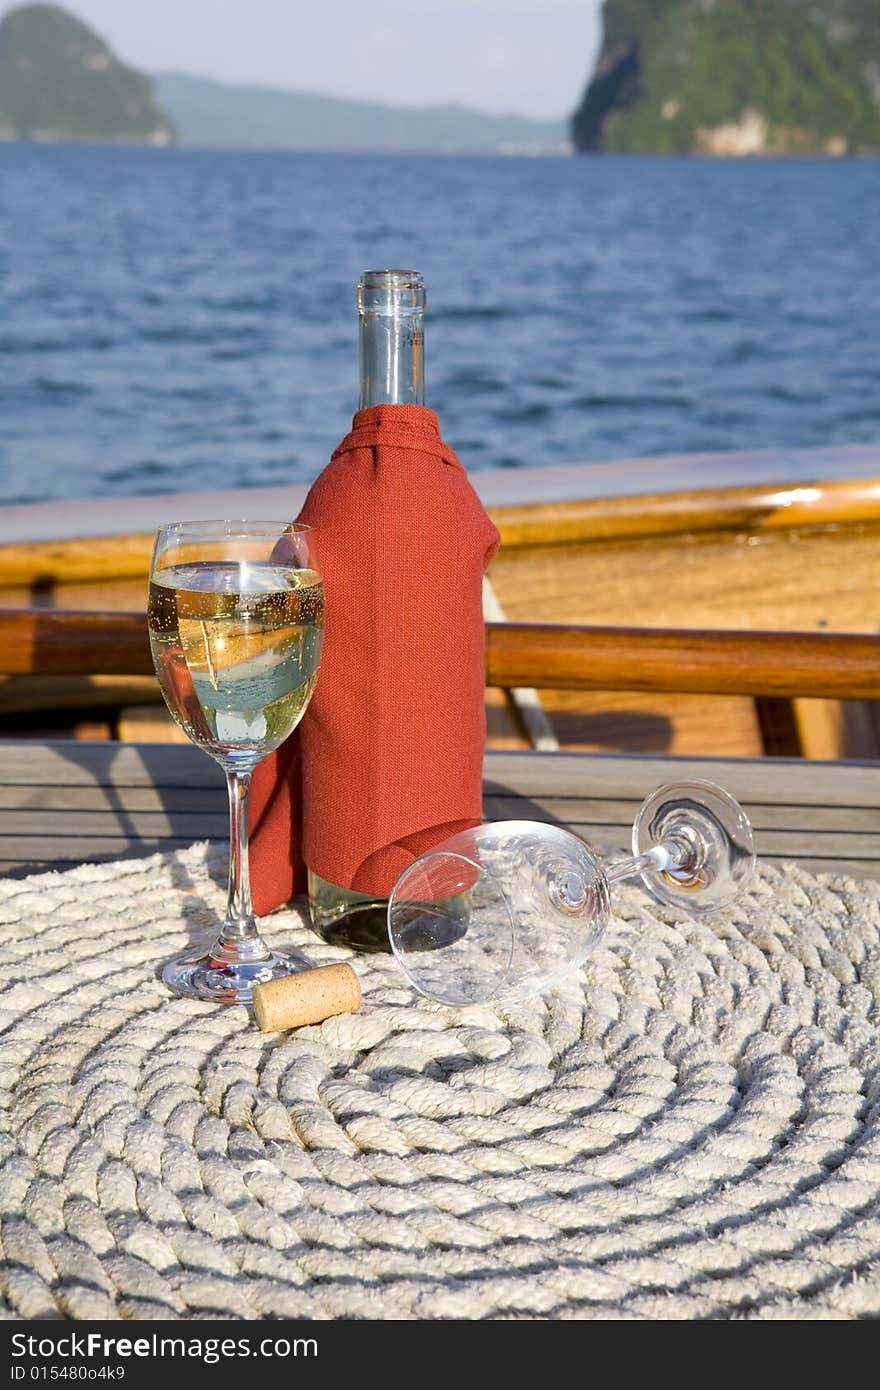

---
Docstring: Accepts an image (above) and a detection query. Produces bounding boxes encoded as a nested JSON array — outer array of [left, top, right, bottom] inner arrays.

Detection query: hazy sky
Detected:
[[5, 1, 604, 119]]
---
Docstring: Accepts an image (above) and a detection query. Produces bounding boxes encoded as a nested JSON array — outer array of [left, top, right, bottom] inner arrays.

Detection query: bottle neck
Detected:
[[358, 270, 425, 409]]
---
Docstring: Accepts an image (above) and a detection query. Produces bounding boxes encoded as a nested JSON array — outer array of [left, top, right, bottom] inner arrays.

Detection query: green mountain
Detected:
[[154, 72, 569, 155], [0, 3, 566, 153], [0, 3, 173, 142], [573, 0, 880, 154]]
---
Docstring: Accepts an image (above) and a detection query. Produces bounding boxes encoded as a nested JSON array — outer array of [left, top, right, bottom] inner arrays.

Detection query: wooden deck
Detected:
[[2, 740, 877, 882]]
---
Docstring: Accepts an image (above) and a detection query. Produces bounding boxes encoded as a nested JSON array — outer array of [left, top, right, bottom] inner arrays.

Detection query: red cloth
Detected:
[[249, 404, 500, 915]]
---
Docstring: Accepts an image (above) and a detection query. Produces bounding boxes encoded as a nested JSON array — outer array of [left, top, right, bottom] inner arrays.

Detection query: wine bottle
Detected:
[[307, 270, 426, 948]]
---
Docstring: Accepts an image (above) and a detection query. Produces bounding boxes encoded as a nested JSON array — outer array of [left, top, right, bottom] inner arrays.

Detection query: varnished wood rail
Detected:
[[491, 476, 880, 548], [485, 623, 880, 700], [1, 608, 879, 701], [1, 610, 154, 677], [1, 477, 879, 588]]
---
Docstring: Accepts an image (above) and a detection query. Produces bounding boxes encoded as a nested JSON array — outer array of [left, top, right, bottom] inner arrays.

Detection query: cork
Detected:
[[252, 963, 361, 1032]]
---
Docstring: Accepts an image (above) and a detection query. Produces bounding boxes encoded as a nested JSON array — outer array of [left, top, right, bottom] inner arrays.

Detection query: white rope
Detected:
[[1, 841, 879, 1320]]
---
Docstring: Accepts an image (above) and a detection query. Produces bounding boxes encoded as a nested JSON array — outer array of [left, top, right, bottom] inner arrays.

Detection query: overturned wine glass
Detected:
[[387, 780, 755, 1006]]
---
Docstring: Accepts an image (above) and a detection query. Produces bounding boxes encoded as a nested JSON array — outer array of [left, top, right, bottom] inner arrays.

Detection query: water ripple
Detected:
[[0, 145, 877, 503]]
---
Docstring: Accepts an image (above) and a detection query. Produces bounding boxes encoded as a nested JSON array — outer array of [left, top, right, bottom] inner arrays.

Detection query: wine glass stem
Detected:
[[216, 768, 266, 960], [606, 841, 678, 885]]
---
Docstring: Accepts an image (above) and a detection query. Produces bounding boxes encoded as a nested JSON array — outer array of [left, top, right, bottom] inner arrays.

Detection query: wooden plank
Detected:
[[6, 795, 874, 847], [0, 675, 160, 716], [710, 829, 880, 859], [0, 578, 150, 612], [0, 741, 218, 787], [2, 475, 879, 583], [0, 743, 876, 880], [0, 836, 875, 878], [0, 534, 154, 587], [482, 750, 880, 807], [1, 843, 875, 880], [3, 445, 880, 547], [793, 698, 880, 760], [532, 844, 880, 878], [0, 678, 766, 758], [523, 688, 764, 759], [18, 788, 871, 827], [483, 795, 880, 872], [484, 686, 530, 750], [483, 795, 880, 834], [0, 837, 208, 869], [0, 784, 225, 813], [0, 742, 876, 805], [553, 822, 880, 860], [492, 476, 880, 548], [488, 524, 880, 638], [117, 704, 191, 744], [1, 742, 876, 807], [0, 810, 229, 837]]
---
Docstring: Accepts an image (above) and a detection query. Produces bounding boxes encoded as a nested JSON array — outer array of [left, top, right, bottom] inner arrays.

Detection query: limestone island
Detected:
[[0, 3, 174, 145], [573, 0, 880, 155]]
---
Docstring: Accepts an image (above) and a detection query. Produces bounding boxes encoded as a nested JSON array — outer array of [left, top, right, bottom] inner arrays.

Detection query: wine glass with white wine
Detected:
[[148, 520, 324, 1004]]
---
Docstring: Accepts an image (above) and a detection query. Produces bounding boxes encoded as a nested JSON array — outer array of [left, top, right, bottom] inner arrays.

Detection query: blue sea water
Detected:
[[0, 144, 878, 506]]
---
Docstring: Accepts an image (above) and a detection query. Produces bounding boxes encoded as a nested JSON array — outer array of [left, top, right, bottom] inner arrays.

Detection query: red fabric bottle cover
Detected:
[[248, 404, 500, 915]]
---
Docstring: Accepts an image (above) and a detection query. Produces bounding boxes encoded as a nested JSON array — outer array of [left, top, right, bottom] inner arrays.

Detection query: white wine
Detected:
[[148, 560, 324, 765]]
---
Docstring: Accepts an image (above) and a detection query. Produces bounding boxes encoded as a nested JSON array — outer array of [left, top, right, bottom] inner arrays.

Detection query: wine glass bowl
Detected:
[[388, 821, 610, 1006], [147, 520, 324, 1004], [388, 782, 755, 1007], [148, 521, 323, 768]]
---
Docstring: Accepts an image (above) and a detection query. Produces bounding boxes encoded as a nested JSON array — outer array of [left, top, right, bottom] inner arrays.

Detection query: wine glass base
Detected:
[[162, 946, 299, 1005], [632, 780, 756, 914]]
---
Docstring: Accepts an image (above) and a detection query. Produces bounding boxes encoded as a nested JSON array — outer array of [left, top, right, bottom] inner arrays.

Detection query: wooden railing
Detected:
[[486, 623, 880, 700], [2, 608, 878, 701]]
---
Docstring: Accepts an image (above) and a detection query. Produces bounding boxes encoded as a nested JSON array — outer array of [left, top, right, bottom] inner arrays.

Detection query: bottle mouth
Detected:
[[358, 269, 425, 314], [359, 270, 423, 288]]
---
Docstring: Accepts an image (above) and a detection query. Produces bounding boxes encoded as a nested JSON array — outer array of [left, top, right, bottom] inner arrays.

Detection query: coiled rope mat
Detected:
[[1, 841, 879, 1322]]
